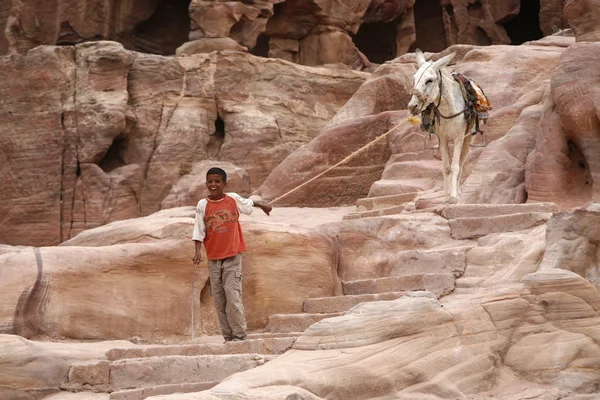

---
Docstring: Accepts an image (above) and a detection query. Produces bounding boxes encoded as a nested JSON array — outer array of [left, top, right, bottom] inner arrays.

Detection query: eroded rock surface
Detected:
[[1, 0, 569, 69], [564, 0, 600, 42], [0, 207, 340, 341], [141, 207, 600, 400], [0, 334, 134, 400], [0, 43, 365, 246], [2, 203, 600, 399], [526, 42, 600, 208], [2, 0, 190, 55], [258, 39, 573, 205]]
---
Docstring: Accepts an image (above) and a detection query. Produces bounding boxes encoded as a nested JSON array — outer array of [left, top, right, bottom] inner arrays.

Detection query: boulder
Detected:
[[541, 208, 600, 290], [255, 111, 396, 206], [176, 38, 248, 55], [0, 208, 339, 341], [526, 42, 600, 208], [564, 0, 600, 42]]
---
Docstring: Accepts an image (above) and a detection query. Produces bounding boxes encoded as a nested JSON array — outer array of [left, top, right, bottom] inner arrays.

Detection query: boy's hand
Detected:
[[192, 251, 202, 265], [193, 240, 203, 265], [261, 204, 272, 216], [253, 200, 272, 216]]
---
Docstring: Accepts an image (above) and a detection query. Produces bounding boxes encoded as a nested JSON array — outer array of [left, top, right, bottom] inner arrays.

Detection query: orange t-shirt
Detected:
[[203, 195, 247, 260]]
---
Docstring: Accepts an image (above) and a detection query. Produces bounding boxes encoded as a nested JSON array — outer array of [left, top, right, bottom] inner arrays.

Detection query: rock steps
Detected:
[[109, 382, 218, 400], [105, 337, 295, 360], [44, 393, 110, 400], [440, 203, 557, 240], [266, 312, 344, 333], [344, 204, 406, 219], [356, 192, 419, 211], [63, 353, 275, 393], [52, 338, 294, 400], [342, 273, 456, 298], [302, 292, 408, 313], [46, 202, 558, 400], [368, 157, 442, 197], [368, 178, 438, 198], [443, 204, 558, 293]]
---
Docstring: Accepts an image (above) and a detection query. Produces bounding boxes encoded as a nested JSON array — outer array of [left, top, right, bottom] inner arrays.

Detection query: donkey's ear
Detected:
[[415, 49, 426, 67], [432, 52, 456, 70]]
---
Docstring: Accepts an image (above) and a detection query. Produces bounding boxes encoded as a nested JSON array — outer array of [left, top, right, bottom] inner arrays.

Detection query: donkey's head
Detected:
[[407, 49, 456, 115]]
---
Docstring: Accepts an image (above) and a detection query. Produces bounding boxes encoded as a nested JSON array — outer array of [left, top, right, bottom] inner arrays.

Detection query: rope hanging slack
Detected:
[[269, 122, 405, 206]]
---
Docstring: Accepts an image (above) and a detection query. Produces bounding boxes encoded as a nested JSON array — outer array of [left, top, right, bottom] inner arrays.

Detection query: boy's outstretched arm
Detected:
[[193, 240, 203, 264], [253, 201, 272, 216]]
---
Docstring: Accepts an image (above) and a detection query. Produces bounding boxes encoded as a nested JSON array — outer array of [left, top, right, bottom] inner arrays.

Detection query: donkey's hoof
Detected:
[[449, 196, 458, 204]]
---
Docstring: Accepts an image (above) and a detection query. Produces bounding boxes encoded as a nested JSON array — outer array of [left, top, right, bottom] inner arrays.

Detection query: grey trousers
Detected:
[[207, 254, 247, 340]]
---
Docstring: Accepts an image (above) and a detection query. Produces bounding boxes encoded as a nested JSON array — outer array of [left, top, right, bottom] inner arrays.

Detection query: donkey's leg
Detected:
[[457, 134, 473, 185], [449, 133, 465, 204], [439, 135, 451, 201]]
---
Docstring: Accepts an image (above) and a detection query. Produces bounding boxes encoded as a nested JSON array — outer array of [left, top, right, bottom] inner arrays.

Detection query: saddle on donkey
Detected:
[[420, 73, 492, 137], [452, 72, 492, 134]]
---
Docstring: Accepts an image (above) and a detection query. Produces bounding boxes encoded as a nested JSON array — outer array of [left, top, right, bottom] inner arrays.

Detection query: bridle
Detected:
[[412, 61, 486, 148], [412, 67, 466, 120]]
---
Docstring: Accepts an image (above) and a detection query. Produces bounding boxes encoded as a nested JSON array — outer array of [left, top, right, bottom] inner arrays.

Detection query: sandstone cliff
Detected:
[[1, 1, 600, 400]]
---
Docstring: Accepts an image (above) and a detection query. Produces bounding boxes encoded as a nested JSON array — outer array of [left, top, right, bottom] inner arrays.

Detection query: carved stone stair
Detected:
[[54, 337, 294, 400], [342, 273, 456, 299], [302, 292, 408, 314], [356, 192, 419, 211], [105, 337, 295, 360], [441, 203, 558, 294], [110, 382, 217, 400], [343, 204, 406, 220], [441, 203, 558, 240], [266, 312, 344, 333], [439, 203, 559, 219], [64, 353, 273, 392], [368, 158, 442, 197], [44, 393, 109, 400]]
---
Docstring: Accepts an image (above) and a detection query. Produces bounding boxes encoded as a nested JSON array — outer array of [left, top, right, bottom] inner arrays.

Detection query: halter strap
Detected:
[[433, 71, 466, 120]]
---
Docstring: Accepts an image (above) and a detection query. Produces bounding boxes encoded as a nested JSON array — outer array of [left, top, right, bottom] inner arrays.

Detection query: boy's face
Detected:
[[206, 173, 227, 198]]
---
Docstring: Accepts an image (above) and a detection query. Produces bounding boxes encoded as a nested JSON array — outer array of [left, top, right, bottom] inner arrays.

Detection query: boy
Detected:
[[192, 167, 272, 342]]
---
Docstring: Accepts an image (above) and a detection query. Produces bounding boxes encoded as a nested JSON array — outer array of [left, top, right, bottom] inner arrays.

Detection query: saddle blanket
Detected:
[[452, 72, 492, 115]]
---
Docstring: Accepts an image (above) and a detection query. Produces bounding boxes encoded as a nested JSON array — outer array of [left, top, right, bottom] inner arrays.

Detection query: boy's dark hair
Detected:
[[206, 167, 227, 182]]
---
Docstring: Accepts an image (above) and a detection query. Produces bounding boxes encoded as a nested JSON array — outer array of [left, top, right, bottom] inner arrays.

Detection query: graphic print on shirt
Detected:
[[205, 208, 238, 235]]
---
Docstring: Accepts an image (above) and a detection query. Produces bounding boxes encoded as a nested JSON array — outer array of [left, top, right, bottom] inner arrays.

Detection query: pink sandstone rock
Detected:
[[319, 213, 460, 281], [526, 42, 600, 208], [443, 0, 513, 46], [2, 0, 185, 55], [0, 43, 366, 246], [564, 0, 600, 42], [3, 205, 600, 399], [540, 0, 570, 36], [540, 209, 600, 290], [154, 217, 600, 400], [259, 41, 570, 206], [189, 1, 262, 41], [0, 0, 571, 71], [0, 208, 340, 341], [255, 111, 396, 207], [176, 37, 248, 55], [160, 161, 250, 210], [0, 334, 134, 400]]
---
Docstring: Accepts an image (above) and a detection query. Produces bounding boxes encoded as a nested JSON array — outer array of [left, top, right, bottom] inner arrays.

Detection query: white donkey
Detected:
[[407, 49, 475, 204]]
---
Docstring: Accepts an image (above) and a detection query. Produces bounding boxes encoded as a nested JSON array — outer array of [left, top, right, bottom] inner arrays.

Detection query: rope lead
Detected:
[[269, 122, 405, 205]]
